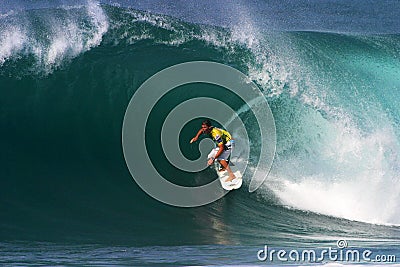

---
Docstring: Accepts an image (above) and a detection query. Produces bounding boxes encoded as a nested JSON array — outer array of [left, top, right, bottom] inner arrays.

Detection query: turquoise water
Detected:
[[1, 0, 400, 265]]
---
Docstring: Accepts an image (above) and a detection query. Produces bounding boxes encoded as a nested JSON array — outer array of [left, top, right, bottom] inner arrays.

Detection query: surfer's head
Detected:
[[201, 119, 212, 133]]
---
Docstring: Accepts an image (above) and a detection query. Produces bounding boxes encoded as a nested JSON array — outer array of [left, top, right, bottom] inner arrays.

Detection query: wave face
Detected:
[[1, 1, 400, 246]]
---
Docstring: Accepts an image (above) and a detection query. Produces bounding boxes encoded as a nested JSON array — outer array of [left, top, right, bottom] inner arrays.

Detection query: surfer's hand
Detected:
[[207, 157, 215, 166], [190, 137, 197, 143]]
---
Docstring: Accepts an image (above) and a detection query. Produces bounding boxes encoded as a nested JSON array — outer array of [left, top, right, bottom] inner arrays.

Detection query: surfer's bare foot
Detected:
[[218, 168, 226, 172], [225, 174, 236, 183]]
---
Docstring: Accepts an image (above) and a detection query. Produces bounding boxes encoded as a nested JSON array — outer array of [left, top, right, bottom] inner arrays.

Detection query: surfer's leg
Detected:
[[219, 160, 236, 182], [215, 148, 234, 181]]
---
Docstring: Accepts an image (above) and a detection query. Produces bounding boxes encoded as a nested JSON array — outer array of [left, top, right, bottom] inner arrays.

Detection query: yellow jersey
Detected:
[[209, 127, 232, 146]]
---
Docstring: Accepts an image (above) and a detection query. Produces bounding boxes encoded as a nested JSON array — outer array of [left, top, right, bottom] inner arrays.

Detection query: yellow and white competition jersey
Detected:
[[209, 127, 232, 147]]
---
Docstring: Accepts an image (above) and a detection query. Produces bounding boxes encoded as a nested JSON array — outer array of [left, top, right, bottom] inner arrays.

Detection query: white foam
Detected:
[[267, 113, 400, 225], [86, 0, 109, 48], [43, 0, 108, 68], [0, 0, 108, 72], [0, 27, 27, 65], [125, 9, 178, 32]]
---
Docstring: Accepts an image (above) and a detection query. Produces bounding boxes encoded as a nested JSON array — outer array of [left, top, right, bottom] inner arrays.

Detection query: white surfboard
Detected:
[[208, 147, 243, 190], [216, 167, 243, 190]]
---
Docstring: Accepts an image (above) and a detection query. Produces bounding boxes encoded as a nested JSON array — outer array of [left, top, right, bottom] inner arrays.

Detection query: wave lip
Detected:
[[0, 0, 109, 73]]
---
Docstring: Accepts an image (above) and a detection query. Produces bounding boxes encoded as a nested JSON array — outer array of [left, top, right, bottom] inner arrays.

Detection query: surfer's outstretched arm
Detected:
[[190, 129, 203, 143]]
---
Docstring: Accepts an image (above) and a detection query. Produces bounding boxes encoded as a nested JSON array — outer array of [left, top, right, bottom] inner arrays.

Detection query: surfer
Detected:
[[190, 119, 236, 182]]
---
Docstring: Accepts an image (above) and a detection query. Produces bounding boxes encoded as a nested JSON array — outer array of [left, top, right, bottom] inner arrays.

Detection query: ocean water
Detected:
[[1, 0, 400, 265]]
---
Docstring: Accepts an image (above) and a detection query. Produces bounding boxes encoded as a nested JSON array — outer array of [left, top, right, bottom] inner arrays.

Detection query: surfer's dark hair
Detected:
[[202, 119, 212, 127]]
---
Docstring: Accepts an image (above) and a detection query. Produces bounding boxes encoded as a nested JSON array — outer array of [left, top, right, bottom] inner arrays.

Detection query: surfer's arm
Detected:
[[190, 129, 203, 143], [213, 143, 225, 161], [207, 143, 224, 165]]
